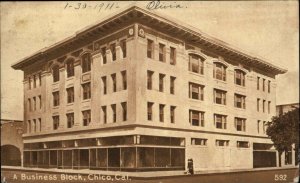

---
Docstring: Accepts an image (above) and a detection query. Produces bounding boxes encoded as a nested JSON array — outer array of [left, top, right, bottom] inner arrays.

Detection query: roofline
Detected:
[[11, 5, 288, 74]]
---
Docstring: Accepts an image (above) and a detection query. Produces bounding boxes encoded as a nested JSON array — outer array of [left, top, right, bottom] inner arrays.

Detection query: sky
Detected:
[[1, 1, 299, 120]]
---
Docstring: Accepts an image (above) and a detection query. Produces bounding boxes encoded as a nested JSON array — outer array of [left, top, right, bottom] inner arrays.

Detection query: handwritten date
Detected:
[[64, 2, 120, 12]]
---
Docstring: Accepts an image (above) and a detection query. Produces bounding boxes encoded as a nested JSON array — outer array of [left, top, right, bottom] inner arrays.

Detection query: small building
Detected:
[[1, 119, 24, 166], [11, 6, 294, 172]]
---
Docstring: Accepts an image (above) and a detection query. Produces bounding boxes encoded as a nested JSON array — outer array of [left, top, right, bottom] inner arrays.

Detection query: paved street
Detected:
[[1, 168, 298, 183]]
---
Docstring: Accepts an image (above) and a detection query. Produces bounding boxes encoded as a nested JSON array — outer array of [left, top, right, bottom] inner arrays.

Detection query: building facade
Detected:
[[12, 6, 292, 172]]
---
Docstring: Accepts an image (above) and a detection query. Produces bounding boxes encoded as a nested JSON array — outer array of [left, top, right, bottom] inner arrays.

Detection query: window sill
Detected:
[[214, 79, 227, 84], [66, 103, 74, 106], [82, 99, 91, 103], [66, 76, 75, 81], [53, 106, 59, 109], [189, 71, 204, 77]]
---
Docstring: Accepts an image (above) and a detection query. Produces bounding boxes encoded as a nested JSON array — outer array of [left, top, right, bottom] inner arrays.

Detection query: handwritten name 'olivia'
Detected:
[[146, 1, 187, 10]]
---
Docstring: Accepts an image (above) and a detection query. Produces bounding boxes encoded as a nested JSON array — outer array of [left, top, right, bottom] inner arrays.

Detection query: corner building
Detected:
[[12, 6, 292, 172]]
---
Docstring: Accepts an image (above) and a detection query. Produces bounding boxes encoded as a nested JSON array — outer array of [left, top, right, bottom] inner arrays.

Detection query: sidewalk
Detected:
[[1, 165, 298, 179]]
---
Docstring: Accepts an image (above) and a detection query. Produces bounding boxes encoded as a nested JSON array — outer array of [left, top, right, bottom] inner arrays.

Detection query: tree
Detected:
[[266, 107, 299, 166]]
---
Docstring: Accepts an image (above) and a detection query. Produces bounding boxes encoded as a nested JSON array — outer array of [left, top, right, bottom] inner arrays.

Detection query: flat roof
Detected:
[[11, 5, 287, 74]]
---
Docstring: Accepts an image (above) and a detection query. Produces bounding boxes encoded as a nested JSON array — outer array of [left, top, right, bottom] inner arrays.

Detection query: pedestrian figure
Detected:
[[187, 158, 194, 175]]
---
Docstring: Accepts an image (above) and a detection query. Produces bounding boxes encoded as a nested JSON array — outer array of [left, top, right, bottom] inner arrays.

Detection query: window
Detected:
[[214, 114, 227, 129], [102, 76, 107, 94], [121, 102, 127, 121], [235, 118, 246, 132], [159, 74, 165, 92], [53, 115, 59, 130], [262, 78, 266, 91], [52, 65, 60, 82], [147, 102, 153, 121], [82, 53, 91, 73], [39, 73, 42, 86], [189, 54, 204, 74], [237, 141, 249, 148], [257, 120, 260, 133], [285, 149, 292, 165], [38, 95, 42, 109], [120, 39, 127, 58], [257, 77, 260, 90], [159, 43, 166, 62], [214, 89, 226, 105], [170, 106, 176, 123], [28, 77, 31, 90], [111, 74, 116, 92], [147, 71, 153, 90], [213, 62, 226, 81], [111, 104, 116, 123], [33, 97, 36, 111], [82, 110, 91, 126], [67, 113, 74, 128], [170, 76, 176, 94], [102, 106, 107, 124], [38, 118, 41, 131], [53, 91, 59, 107], [216, 140, 229, 147], [82, 82, 91, 100], [121, 71, 127, 90], [33, 75, 36, 88], [189, 83, 204, 100], [66, 59, 74, 77], [189, 110, 204, 127], [28, 98, 31, 111], [268, 80, 271, 93], [110, 43, 116, 61], [159, 104, 165, 122], [235, 69, 245, 86], [33, 119, 36, 132], [268, 101, 271, 114], [191, 138, 207, 146], [101, 47, 107, 64], [170, 47, 176, 65], [147, 39, 154, 59], [257, 98, 260, 112], [234, 94, 246, 109], [27, 120, 31, 133], [263, 121, 266, 134], [66, 87, 74, 103], [263, 100, 266, 113]]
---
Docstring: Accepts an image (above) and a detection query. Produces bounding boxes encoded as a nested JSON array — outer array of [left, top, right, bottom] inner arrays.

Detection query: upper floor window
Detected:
[[102, 106, 107, 124], [67, 87, 74, 103], [102, 76, 107, 95], [191, 138, 207, 146], [189, 54, 204, 74], [38, 95, 42, 109], [257, 76, 260, 90], [111, 74, 117, 92], [121, 71, 127, 90], [67, 113, 74, 128], [110, 43, 116, 61], [27, 120, 31, 133], [147, 102, 153, 121], [147, 71, 153, 90], [33, 97, 36, 111], [268, 101, 271, 114], [214, 114, 227, 129], [170, 76, 176, 94], [214, 89, 226, 105], [82, 110, 91, 126], [111, 104, 116, 123], [101, 47, 107, 64], [257, 98, 260, 112], [121, 102, 127, 121], [235, 69, 245, 86], [159, 104, 165, 122], [120, 39, 127, 58], [237, 141, 249, 148], [147, 39, 154, 59], [66, 59, 74, 77], [234, 94, 246, 109], [28, 98, 31, 111], [39, 73, 42, 86], [82, 53, 91, 73], [170, 106, 176, 123], [189, 82, 204, 101], [189, 110, 204, 127], [263, 100, 266, 113], [28, 77, 31, 89], [82, 82, 91, 100], [52, 91, 59, 107], [216, 140, 229, 147], [33, 75, 37, 88], [159, 74, 165, 92], [235, 117, 246, 132], [268, 80, 271, 93], [159, 43, 166, 62], [262, 78, 266, 91], [52, 65, 60, 82], [213, 62, 226, 81], [53, 115, 59, 130], [170, 47, 176, 65]]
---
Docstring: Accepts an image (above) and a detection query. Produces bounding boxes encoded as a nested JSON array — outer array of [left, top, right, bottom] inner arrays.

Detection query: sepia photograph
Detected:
[[1, 1, 299, 183]]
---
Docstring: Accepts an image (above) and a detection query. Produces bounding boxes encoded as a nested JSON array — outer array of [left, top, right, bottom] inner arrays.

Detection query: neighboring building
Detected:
[[1, 119, 24, 166], [12, 6, 291, 172], [276, 103, 299, 166]]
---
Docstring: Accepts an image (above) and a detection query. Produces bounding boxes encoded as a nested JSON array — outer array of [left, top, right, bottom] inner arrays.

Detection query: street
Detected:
[[1, 168, 298, 183]]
